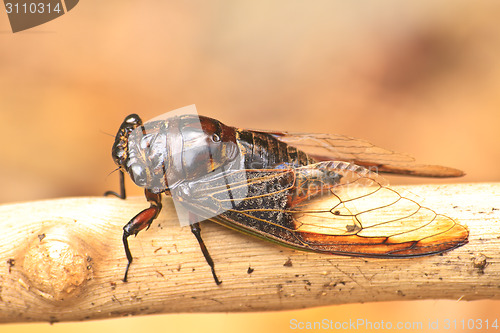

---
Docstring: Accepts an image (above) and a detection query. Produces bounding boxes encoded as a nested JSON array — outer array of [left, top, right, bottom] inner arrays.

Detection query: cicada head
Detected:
[[111, 114, 143, 173], [111, 113, 163, 190]]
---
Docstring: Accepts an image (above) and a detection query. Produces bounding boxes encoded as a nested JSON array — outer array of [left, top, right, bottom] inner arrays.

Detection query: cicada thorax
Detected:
[[119, 114, 244, 193]]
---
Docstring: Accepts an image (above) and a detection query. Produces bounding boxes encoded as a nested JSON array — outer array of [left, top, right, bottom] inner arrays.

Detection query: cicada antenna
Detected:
[[99, 129, 116, 138], [105, 167, 121, 180], [104, 168, 126, 199]]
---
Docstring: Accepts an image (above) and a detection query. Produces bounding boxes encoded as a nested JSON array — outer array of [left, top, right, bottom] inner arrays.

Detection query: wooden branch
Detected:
[[0, 183, 499, 323]]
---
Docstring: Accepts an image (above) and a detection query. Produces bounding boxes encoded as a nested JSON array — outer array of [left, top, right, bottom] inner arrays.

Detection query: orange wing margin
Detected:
[[288, 161, 468, 257]]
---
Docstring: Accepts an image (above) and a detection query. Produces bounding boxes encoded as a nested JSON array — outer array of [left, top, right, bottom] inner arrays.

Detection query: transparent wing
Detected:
[[253, 131, 464, 178], [196, 161, 468, 257]]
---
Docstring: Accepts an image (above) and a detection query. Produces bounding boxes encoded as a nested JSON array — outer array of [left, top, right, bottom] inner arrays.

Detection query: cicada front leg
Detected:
[[122, 190, 162, 282]]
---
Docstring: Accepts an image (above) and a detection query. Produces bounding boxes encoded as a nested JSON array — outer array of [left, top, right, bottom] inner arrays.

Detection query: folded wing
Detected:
[[255, 131, 464, 177]]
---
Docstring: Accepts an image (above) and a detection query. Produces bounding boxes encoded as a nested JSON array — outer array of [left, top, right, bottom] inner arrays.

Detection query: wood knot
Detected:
[[21, 223, 92, 302], [472, 253, 488, 275]]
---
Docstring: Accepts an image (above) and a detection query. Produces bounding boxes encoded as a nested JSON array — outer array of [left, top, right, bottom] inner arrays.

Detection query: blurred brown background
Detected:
[[1, 1, 499, 332]]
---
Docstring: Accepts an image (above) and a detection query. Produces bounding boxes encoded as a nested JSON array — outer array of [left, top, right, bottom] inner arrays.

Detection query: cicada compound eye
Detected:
[[130, 163, 148, 187]]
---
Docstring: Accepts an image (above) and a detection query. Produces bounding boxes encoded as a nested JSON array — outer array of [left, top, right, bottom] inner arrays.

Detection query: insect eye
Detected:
[[211, 133, 221, 143], [130, 164, 148, 186]]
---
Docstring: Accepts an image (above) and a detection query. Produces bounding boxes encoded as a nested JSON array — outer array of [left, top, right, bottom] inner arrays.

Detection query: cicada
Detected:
[[107, 111, 468, 284]]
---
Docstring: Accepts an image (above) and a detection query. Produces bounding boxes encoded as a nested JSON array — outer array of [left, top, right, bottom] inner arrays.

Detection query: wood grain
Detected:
[[0, 183, 498, 323]]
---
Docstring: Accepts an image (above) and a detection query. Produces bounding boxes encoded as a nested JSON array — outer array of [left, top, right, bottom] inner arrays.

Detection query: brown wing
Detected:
[[253, 130, 464, 178], [287, 161, 469, 257]]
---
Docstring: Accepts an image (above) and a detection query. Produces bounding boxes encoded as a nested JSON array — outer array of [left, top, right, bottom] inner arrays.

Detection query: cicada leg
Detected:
[[190, 215, 222, 285], [122, 190, 162, 282], [104, 170, 127, 199]]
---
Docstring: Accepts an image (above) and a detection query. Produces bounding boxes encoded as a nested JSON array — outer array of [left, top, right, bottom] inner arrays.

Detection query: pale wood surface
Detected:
[[0, 183, 498, 323]]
